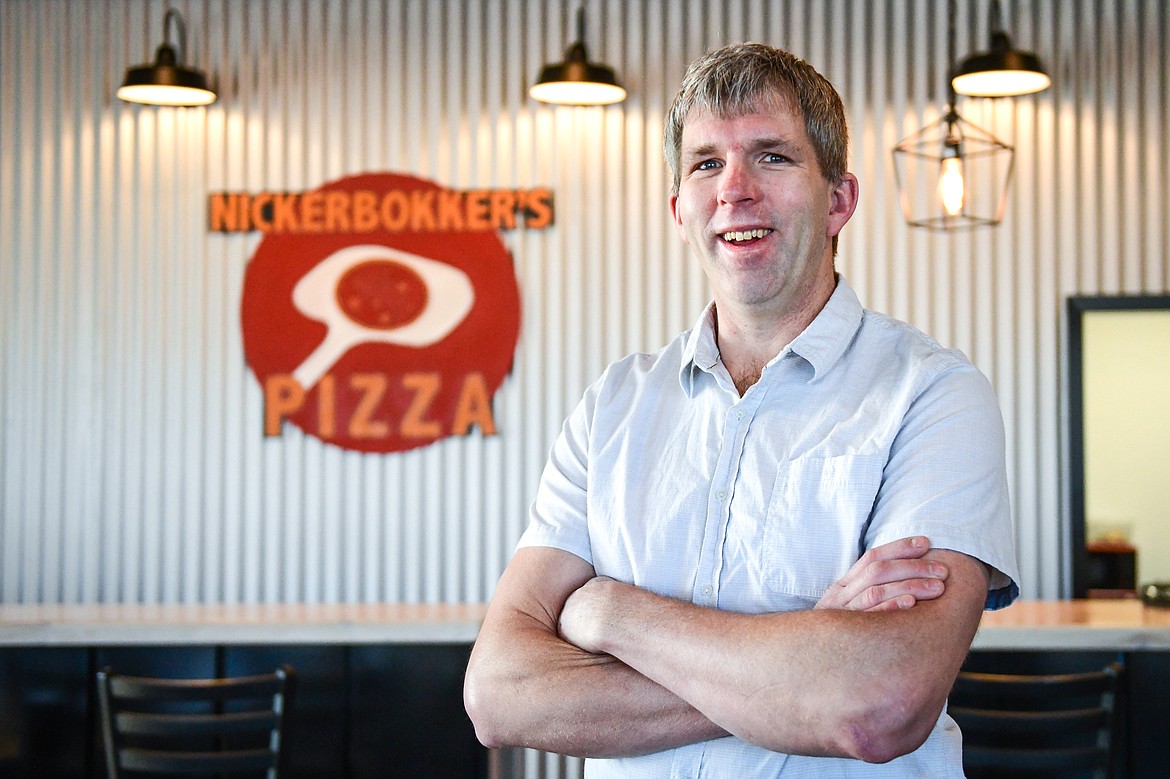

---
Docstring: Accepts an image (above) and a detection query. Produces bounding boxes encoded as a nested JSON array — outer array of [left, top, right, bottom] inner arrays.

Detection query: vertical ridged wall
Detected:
[[3, 0, 1169, 613], [5, 2, 1168, 775]]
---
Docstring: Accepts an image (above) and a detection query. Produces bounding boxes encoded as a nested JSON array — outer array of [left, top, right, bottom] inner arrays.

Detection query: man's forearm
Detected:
[[463, 548, 727, 757], [466, 610, 725, 756], [560, 550, 988, 763]]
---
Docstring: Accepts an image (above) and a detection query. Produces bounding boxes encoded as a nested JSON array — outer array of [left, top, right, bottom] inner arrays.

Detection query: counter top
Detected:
[[0, 603, 489, 646], [2, 599, 1168, 650], [971, 599, 1170, 650]]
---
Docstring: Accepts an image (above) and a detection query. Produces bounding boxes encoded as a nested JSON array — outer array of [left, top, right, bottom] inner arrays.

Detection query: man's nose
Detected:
[[718, 159, 761, 205]]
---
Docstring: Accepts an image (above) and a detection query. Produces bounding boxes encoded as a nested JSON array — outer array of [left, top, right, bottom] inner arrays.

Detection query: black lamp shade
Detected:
[[530, 41, 626, 106], [952, 31, 1051, 97], [117, 4, 219, 111], [118, 43, 217, 106]]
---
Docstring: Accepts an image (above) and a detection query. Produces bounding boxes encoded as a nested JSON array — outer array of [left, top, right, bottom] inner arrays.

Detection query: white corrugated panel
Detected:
[[2, 1, 1169, 773]]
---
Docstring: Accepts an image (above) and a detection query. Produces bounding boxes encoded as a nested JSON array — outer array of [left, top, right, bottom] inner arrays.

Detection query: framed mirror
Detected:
[[1067, 294, 1170, 598]]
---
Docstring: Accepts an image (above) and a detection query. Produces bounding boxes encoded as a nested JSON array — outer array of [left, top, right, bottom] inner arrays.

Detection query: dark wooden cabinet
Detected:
[[0, 644, 485, 779]]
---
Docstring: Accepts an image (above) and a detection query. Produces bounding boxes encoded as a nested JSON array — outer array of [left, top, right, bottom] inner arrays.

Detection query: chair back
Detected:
[[948, 660, 1123, 779], [96, 665, 294, 778]]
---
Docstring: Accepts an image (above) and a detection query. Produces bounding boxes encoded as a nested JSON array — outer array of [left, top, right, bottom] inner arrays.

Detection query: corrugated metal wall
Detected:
[[4, 1, 1168, 775], [3, 0, 1169, 609]]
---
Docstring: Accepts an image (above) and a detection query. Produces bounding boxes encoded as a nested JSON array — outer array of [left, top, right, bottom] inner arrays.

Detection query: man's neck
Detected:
[[713, 277, 836, 395]]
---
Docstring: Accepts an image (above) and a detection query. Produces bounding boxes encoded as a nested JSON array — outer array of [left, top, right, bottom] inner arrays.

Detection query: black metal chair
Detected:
[[96, 665, 294, 778], [949, 660, 1123, 779]]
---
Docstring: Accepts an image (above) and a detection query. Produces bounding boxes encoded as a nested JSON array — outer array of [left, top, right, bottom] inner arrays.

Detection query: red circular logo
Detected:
[[240, 173, 522, 453]]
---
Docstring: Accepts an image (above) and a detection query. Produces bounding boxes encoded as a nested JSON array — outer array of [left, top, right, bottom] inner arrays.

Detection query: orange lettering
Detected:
[[401, 373, 442, 438], [349, 373, 389, 438], [465, 190, 491, 230], [250, 192, 274, 232], [264, 374, 305, 435], [489, 189, 517, 230], [301, 192, 325, 233], [452, 372, 496, 435], [437, 189, 465, 230], [380, 191, 409, 230], [208, 193, 243, 232], [524, 187, 554, 229], [317, 375, 336, 438], [409, 190, 436, 231], [352, 190, 379, 232], [271, 194, 299, 233], [324, 191, 351, 232]]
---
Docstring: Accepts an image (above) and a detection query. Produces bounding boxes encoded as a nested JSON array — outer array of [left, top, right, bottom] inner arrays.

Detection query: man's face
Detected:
[[669, 102, 855, 323]]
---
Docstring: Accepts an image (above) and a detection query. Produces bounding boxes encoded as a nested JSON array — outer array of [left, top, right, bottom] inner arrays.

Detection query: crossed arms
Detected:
[[464, 536, 989, 764]]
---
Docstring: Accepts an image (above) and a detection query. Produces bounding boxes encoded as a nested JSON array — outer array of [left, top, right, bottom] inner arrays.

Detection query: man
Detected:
[[465, 42, 1018, 777]]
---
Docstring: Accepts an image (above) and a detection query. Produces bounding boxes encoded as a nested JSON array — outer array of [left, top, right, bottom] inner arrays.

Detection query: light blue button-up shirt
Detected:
[[519, 278, 1020, 778]]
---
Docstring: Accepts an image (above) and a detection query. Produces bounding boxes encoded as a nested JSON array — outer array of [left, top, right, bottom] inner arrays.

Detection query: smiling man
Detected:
[[465, 43, 1019, 777]]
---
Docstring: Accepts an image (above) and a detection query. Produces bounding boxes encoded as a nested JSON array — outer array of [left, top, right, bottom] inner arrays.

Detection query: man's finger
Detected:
[[835, 536, 931, 590], [856, 577, 946, 610]]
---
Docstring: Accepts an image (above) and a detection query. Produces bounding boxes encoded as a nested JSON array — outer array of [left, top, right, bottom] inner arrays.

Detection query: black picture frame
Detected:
[[1066, 294, 1170, 598]]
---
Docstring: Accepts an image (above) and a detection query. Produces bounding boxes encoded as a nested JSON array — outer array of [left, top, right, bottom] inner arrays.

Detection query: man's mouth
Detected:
[[721, 228, 773, 244]]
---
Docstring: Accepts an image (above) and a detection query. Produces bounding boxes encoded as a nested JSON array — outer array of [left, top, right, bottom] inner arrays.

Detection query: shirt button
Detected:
[[701, 585, 713, 597], [715, 489, 726, 500], [737, 410, 745, 419]]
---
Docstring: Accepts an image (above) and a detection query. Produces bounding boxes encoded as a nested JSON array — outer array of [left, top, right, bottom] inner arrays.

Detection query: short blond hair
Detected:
[[663, 43, 849, 197]]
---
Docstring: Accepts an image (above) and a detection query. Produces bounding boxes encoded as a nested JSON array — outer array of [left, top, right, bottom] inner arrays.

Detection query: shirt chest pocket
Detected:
[[761, 453, 886, 598]]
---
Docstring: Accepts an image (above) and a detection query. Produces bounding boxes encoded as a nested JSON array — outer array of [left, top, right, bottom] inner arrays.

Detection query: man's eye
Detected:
[[764, 153, 789, 164], [696, 159, 721, 171]]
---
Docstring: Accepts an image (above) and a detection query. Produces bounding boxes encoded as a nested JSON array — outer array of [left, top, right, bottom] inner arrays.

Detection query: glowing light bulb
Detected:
[[938, 155, 966, 217]]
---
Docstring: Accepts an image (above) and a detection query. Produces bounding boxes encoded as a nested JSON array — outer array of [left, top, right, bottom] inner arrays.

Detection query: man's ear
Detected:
[[827, 173, 859, 239], [669, 193, 689, 244]]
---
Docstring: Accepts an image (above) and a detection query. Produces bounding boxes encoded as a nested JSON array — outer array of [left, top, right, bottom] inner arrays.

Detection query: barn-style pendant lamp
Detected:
[[892, 0, 1015, 231], [117, 8, 217, 107], [529, 6, 626, 106], [952, 0, 1051, 98]]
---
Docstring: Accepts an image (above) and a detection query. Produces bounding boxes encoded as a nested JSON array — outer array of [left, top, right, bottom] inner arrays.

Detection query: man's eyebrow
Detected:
[[680, 142, 719, 162], [751, 136, 802, 155], [681, 135, 803, 162]]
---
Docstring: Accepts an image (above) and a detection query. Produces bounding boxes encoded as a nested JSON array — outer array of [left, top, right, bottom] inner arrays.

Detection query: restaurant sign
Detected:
[[215, 172, 548, 454]]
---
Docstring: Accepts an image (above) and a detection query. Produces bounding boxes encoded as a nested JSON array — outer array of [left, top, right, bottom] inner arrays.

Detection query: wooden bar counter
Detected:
[[972, 598, 1170, 650], [3, 598, 1169, 649], [0, 602, 489, 647], [2, 600, 1168, 778]]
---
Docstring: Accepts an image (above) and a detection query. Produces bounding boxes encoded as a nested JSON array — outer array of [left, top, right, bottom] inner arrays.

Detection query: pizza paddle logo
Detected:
[[234, 172, 534, 453]]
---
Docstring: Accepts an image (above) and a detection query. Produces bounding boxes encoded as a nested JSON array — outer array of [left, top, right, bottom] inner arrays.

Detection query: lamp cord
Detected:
[[946, 0, 958, 111], [163, 8, 188, 64], [989, 0, 1004, 36]]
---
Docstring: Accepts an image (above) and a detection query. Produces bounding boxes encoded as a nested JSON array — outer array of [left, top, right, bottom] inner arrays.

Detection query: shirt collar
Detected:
[[787, 276, 864, 381], [679, 303, 720, 394], [678, 277, 864, 391]]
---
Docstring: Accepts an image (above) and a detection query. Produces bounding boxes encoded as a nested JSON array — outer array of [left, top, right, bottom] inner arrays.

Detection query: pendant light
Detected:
[[117, 8, 217, 107], [892, 0, 1015, 231], [529, 6, 626, 106], [952, 0, 1051, 98]]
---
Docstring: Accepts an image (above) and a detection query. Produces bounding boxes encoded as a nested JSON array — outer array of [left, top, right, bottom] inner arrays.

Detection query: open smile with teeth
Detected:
[[721, 228, 773, 243]]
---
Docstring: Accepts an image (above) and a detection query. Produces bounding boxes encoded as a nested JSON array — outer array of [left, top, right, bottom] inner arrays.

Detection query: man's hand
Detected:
[[559, 575, 618, 654], [815, 536, 948, 611]]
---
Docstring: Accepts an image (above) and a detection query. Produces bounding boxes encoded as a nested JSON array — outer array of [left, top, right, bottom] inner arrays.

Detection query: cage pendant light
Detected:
[[892, 1, 1015, 231]]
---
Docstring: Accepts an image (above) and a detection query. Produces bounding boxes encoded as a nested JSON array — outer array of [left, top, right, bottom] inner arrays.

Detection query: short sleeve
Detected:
[[864, 362, 1020, 610], [516, 384, 596, 565]]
